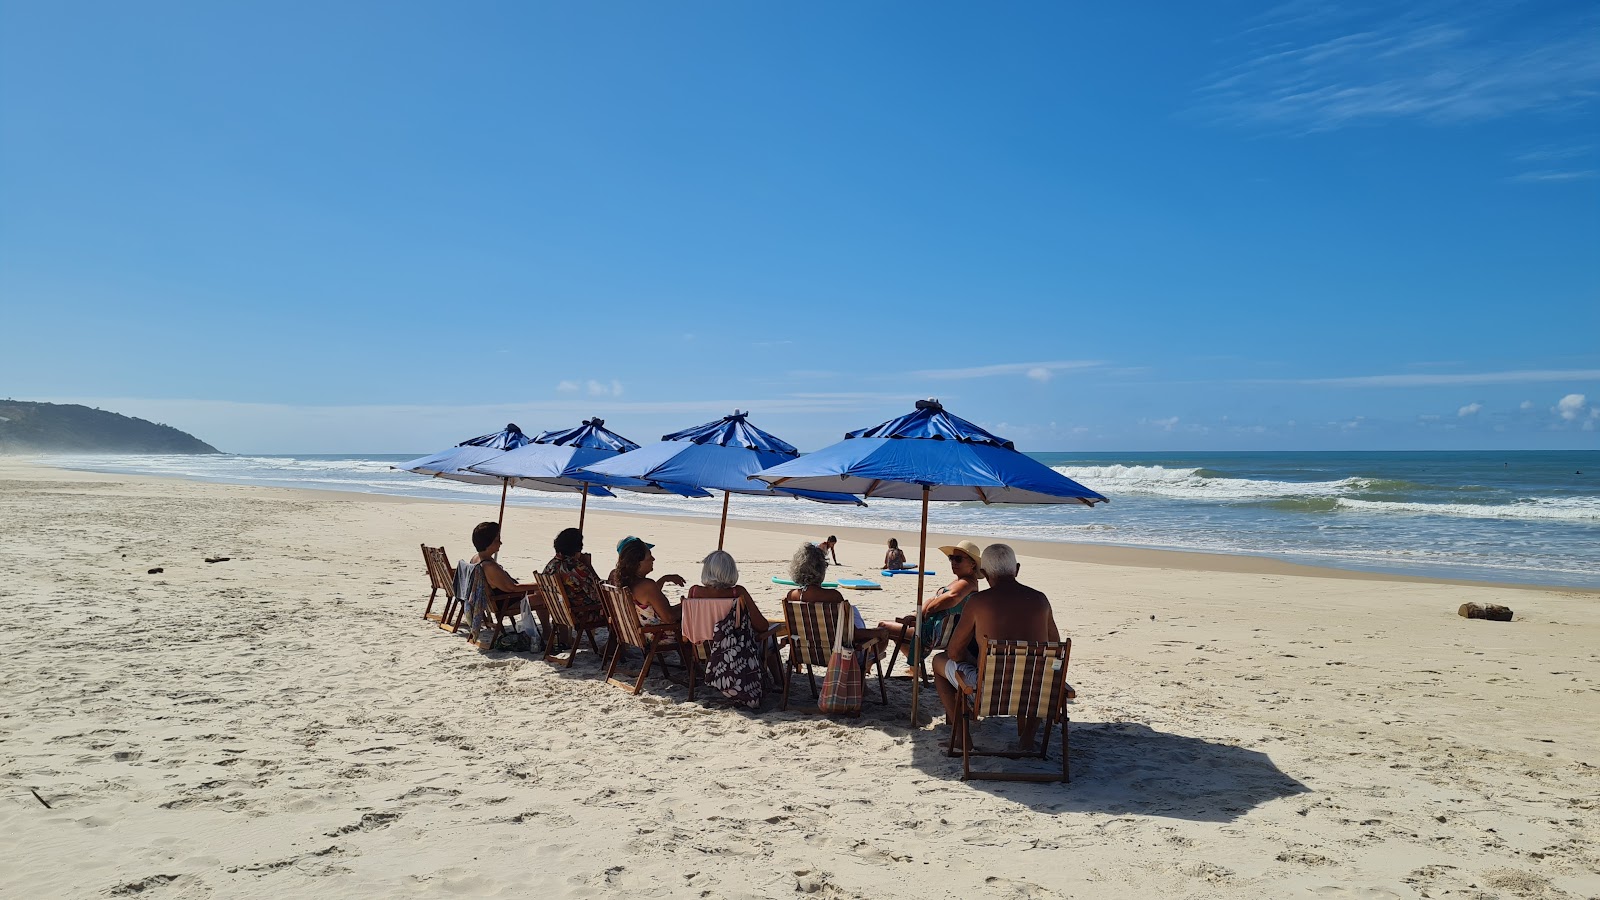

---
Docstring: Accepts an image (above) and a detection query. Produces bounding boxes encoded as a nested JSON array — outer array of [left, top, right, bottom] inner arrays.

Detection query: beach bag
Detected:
[[704, 602, 763, 709], [818, 602, 863, 715], [518, 595, 544, 651], [493, 630, 532, 652]]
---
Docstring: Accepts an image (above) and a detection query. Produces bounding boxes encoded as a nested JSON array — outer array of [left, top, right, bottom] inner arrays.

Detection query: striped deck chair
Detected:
[[596, 583, 688, 695], [953, 639, 1073, 783], [420, 545, 455, 623], [884, 610, 962, 683], [780, 599, 888, 712], [533, 572, 604, 667]]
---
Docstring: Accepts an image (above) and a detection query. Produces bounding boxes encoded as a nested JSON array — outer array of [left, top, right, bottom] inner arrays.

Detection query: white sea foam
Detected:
[[1337, 497, 1600, 523], [1054, 464, 1361, 500]]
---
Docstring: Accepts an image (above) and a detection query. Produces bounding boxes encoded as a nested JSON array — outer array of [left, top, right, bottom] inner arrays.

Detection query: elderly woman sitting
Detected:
[[781, 542, 885, 650], [686, 550, 783, 685]]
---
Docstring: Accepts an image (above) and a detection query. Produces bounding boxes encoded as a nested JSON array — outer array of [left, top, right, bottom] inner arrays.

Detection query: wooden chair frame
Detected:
[[597, 583, 688, 695], [951, 639, 1072, 783], [533, 573, 604, 667], [420, 545, 455, 624], [780, 599, 888, 714], [885, 610, 961, 682]]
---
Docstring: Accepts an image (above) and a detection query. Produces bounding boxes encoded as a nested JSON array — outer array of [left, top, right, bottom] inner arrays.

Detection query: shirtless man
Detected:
[[468, 521, 548, 634], [931, 543, 1059, 749]]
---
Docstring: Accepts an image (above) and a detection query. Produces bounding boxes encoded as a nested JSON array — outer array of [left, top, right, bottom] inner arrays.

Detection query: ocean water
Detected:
[[41, 450, 1600, 589]]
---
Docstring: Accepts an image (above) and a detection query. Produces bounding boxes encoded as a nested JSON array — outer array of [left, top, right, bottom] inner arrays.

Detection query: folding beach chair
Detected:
[[884, 610, 961, 683], [532, 572, 604, 667], [680, 593, 783, 705], [780, 599, 887, 712], [596, 583, 688, 695], [450, 561, 521, 649], [420, 545, 455, 623], [952, 639, 1073, 783]]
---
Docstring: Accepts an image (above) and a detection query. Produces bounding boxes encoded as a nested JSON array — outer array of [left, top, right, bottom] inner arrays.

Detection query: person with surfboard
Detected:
[[877, 539, 983, 676]]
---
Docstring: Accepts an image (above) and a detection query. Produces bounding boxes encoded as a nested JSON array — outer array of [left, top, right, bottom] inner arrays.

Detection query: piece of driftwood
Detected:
[[1458, 602, 1513, 621]]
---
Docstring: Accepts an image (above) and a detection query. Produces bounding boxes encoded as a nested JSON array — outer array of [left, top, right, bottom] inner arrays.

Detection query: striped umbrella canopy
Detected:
[[582, 410, 863, 550], [468, 418, 708, 530]]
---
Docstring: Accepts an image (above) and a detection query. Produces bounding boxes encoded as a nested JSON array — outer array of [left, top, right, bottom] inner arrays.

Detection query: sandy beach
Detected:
[[2, 457, 1597, 899]]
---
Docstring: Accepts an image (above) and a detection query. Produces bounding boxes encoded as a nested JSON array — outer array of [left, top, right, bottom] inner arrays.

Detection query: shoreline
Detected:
[[18, 456, 1596, 596]]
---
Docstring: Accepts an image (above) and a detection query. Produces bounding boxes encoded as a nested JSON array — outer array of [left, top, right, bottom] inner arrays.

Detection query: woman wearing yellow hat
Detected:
[[877, 539, 984, 675]]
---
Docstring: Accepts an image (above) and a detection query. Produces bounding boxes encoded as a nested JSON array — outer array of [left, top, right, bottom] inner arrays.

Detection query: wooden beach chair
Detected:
[[952, 639, 1073, 783], [532, 572, 604, 667], [884, 611, 961, 683], [449, 561, 521, 649], [680, 593, 783, 704], [780, 599, 888, 712], [420, 545, 455, 623], [596, 583, 688, 695]]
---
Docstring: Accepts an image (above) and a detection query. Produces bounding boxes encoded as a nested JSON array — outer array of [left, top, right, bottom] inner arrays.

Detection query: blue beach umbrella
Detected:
[[753, 399, 1108, 722], [467, 418, 708, 530], [394, 423, 537, 522], [580, 410, 864, 550]]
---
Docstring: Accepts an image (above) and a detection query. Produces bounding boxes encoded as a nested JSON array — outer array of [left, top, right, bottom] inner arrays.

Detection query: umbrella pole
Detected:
[[579, 488, 589, 532], [909, 485, 930, 727], [497, 479, 509, 525], [717, 491, 730, 550]]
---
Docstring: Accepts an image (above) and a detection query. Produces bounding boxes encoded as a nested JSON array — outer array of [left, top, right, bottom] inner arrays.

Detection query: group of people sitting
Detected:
[[455, 521, 1061, 743]]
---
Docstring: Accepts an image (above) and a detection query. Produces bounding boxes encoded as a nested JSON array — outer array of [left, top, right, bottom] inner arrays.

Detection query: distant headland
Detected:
[[0, 400, 219, 454]]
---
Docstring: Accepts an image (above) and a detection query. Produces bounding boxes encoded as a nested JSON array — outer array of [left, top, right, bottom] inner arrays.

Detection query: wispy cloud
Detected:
[[1268, 368, 1600, 387], [910, 360, 1103, 382], [587, 379, 624, 397], [1510, 169, 1598, 183], [1200, 2, 1600, 131], [1457, 402, 1482, 417]]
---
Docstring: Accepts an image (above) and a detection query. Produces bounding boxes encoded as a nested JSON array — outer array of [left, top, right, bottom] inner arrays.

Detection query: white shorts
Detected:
[[944, 661, 978, 691]]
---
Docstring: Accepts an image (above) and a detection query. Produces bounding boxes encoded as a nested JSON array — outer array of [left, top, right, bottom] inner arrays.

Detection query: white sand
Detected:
[[2, 458, 1597, 899]]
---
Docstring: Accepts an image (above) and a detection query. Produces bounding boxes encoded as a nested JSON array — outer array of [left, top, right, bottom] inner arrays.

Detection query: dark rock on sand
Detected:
[[1458, 602, 1513, 621]]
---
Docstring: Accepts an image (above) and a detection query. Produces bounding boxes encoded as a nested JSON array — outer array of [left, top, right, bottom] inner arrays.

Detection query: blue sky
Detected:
[[2, 1, 1596, 453]]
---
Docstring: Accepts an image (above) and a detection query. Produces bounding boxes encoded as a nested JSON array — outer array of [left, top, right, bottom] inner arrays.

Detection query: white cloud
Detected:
[[1143, 416, 1180, 431], [586, 380, 624, 397], [1511, 170, 1598, 183], [1520, 400, 1535, 410], [1458, 402, 1482, 417], [912, 360, 1103, 381], [1200, 4, 1600, 131], [556, 380, 580, 393], [1557, 393, 1588, 421], [1279, 368, 1600, 388]]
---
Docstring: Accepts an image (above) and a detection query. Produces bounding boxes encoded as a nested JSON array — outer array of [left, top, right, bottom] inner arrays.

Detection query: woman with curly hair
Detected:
[[608, 535, 685, 625]]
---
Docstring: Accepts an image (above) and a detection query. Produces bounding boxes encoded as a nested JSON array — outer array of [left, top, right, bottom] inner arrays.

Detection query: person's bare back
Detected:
[[949, 580, 1059, 670]]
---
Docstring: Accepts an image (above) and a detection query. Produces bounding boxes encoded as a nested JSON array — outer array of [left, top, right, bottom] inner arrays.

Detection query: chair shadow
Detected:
[[910, 719, 1309, 822]]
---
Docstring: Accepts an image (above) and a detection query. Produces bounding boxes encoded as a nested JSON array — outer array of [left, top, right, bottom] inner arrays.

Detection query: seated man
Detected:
[[467, 521, 547, 635], [931, 543, 1059, 750]]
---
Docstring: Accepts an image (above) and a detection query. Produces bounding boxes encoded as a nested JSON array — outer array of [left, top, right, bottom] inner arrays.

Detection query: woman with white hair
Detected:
[[688, 549, 770, 632]]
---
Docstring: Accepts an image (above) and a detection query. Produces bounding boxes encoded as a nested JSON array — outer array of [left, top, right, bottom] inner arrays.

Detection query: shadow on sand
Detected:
[[910, 718, 1309, 822]]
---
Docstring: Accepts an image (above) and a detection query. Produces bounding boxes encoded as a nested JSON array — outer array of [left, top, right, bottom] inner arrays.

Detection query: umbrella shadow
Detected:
[[910, 719, 1309, 821]]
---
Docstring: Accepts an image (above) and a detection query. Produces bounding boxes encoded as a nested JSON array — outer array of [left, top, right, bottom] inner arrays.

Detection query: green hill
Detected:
[[0, 400, 220, 454]]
